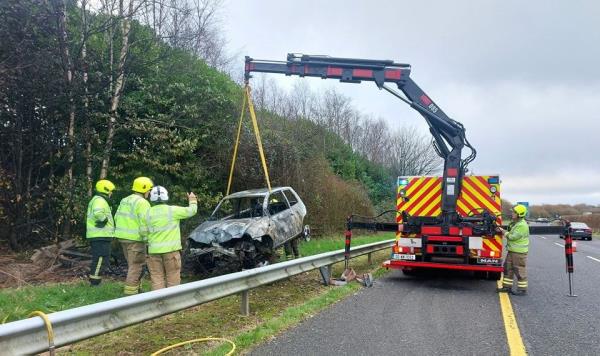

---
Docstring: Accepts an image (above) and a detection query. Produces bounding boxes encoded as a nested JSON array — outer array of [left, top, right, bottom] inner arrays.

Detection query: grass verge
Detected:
[[59, 250, 391, 355]]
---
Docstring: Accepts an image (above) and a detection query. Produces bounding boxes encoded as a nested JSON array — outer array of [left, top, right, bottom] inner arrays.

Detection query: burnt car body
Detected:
[[184, 187, 307, 274]]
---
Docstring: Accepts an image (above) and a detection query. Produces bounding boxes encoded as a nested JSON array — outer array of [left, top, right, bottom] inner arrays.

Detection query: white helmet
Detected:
[[150, 186, 169, 202]]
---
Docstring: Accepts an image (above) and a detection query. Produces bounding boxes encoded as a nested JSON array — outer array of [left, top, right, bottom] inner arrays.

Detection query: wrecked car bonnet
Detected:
[[189, 218, 269, 244]]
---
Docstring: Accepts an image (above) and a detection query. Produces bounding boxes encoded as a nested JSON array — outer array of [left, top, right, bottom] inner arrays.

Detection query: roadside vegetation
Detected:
[[0, 0, 439, 253], [0, 232, 393, 323]]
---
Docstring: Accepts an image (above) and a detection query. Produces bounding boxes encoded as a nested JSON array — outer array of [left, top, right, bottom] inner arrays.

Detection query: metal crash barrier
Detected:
[[0, 239, 393, 355]]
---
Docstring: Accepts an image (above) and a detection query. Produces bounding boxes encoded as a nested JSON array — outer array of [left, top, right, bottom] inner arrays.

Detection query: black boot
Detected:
[[89, 276, 101, 286], [512, 289, 527, 296], [496, 287, 511, 293]]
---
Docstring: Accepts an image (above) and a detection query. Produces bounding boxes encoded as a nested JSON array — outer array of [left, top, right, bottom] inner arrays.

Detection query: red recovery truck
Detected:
[[244, 53, 504, 279]]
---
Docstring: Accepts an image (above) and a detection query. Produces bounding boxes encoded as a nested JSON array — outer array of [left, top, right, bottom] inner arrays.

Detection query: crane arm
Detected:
[[244, 53, 477, 225]]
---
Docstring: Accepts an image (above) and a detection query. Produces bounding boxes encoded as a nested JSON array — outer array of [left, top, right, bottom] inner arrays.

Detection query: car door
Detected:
[[267, 191, 293, 246], [282, 189, 303, 238]]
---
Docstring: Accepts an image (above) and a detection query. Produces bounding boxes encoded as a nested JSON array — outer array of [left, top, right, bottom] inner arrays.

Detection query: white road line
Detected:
[[554, 242, 564, 247], [586, 256, 600, 263], [540, 236, 547, 240]]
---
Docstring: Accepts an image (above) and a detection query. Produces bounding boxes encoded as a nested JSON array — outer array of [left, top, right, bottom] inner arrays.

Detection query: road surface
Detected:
[[251, 235, 600, 355]]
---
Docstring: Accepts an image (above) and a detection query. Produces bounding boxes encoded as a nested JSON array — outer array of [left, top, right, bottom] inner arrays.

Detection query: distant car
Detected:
[[536, 217, 550, 223], [560, 222, 593, 241], [184, 187, 308, 274]]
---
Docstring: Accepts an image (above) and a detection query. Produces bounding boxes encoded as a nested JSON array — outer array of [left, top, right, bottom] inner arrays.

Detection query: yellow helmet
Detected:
[[513, 204, 527, 218], [132, 177, 153, 193], [95, 179, 116, 194]]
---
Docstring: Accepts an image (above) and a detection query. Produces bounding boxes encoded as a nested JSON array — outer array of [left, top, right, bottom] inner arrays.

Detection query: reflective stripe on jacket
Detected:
[[114, 194, 151, 241], [506, 218, 529, 253], [86, 195, 114, 238], [146, 202, 197, 254]]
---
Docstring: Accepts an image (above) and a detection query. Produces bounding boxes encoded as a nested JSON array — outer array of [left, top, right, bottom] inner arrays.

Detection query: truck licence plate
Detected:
[[393, 254, 416, 260]]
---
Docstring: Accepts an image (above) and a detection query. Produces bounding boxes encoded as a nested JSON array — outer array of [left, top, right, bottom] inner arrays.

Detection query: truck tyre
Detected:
[[402, 268, 420, 276], [487, 272, 502, 281]]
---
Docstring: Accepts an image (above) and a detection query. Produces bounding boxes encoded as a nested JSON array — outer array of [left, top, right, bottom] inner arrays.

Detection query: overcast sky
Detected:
[[221, 0, 600, 205]]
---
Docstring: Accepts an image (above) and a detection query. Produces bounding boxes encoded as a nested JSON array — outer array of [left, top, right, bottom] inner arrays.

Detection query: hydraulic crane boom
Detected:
[[244, 54, 477, 230]]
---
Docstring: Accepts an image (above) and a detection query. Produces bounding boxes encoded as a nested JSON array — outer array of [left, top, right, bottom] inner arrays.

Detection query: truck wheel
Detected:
[[402, 268, 420, 276], [487, 272, 502, 281]]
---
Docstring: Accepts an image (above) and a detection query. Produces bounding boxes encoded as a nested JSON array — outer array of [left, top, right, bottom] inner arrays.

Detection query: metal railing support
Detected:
[[241, 290, 250, 316]]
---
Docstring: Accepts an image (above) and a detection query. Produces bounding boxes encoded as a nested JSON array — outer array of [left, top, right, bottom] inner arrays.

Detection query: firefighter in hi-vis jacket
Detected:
[[497, 204, 530, 295]]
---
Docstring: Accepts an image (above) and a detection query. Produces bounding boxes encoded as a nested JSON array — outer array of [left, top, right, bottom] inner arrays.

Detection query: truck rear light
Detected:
[[426, 245, 434, 253], [397, 246, 419, 254], [456, 246, 464, 255]]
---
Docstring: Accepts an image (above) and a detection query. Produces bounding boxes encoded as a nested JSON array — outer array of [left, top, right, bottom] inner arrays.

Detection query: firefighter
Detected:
[[284, 239, 300, 260], [497, 204, 530, 295], [145, 186, 197, 290], [86, 179, 116, 286], [115, 176, 153, 295]]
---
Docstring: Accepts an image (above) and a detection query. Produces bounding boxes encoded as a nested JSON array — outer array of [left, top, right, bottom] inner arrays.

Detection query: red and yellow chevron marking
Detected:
[[396, 177, 442, 223], [396, 176, 502, 246]]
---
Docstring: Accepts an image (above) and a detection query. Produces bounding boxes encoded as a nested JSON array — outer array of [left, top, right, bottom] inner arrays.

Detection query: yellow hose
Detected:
[[27, 309, 235, 356], [28, 311, 55, 356], [151, 337, 236, 356]]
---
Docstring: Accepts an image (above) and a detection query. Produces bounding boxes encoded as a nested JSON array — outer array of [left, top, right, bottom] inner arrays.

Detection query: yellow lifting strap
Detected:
[[226, 84, 272, 196]]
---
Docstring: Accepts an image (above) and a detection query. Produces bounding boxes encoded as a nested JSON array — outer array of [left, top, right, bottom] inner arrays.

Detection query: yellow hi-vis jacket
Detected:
[[506, 218, 530, 253], [146, 202, 197, 254], [86, 195, 114, 238], [114, 193, 151, 242]]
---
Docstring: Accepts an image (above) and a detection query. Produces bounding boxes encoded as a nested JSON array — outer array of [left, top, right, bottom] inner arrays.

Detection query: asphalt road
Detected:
[[251, 236, 600, 355]]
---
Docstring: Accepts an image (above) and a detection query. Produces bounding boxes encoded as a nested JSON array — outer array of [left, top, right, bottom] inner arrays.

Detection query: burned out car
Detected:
[[184, 187, 308, 274]]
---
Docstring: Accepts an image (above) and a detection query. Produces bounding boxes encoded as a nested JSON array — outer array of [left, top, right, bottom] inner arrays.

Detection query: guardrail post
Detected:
[[319, 265, 333, 285], [240, 290, 250, 316], [368, 252, 373, 265]]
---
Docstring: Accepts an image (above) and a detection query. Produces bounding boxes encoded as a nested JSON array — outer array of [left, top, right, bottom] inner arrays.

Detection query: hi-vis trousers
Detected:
[[120, 240, 146, 295], [147, 251, 181, 290], [502, 251, 528, 291]]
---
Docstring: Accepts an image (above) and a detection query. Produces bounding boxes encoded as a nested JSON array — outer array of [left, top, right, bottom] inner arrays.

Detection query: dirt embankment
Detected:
[[0, 243, 89, 288]]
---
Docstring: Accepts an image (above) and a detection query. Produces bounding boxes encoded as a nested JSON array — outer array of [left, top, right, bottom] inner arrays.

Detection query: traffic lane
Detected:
[[250, 270, 507, 355], [555, 235, 600, 256], [512, 235, 600, 355]]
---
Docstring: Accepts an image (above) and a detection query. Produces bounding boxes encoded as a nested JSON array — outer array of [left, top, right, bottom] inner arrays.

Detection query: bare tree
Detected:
[[137, 0, 233, 71], [100, 0, 136, 179], [80, 0, 94, 196], [252, 78, 442, 176], [388, 126, 441, 176], [55, 0, 76, 186]]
